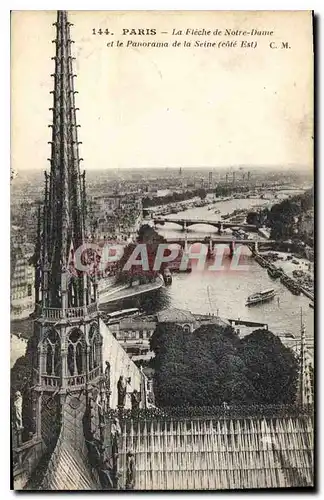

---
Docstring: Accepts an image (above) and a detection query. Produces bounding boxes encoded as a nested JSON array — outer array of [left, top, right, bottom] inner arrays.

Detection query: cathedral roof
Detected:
[[39, 393, 100, 491], [40, 438, 99, 490], [116, 415, 313, 490]]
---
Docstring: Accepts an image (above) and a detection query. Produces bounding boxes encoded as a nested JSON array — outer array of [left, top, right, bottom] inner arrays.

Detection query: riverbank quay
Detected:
[[146, 195, 239, 218], [252, 250, 314, 301], [99, 276, 164, 306]]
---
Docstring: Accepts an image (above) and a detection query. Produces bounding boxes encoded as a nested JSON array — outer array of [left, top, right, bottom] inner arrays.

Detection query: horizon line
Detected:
[[14, 164, 313, 173]]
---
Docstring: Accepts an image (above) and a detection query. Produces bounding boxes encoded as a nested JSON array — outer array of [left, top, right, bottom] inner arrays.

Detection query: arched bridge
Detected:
[[153, 216, 257, 232], [165, 236, 279, 254]]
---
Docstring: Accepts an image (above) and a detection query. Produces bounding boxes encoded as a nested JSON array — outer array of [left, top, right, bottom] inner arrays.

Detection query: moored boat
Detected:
[[171, 267, 192, 274], [103, 307, 140, 325], [280, 274, 301, 295], [162, 267, 172, 286], [246, 288, 276, 306], [267, 266, 282, 279]]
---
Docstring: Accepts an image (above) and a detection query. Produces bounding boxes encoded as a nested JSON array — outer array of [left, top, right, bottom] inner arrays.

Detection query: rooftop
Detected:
[[157, 308, 197, 324], [116, 415, 313, 490]]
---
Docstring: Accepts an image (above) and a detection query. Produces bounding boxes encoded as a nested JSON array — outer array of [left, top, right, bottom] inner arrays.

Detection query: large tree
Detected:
[[116, 225, 166, 284], [239, 329, 298, 404], [265, 189, 314, 242], [150, 323, 298, 407]]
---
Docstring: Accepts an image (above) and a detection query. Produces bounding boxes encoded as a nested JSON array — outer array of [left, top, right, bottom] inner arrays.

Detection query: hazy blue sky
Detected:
[[11, 11, 313, 172]]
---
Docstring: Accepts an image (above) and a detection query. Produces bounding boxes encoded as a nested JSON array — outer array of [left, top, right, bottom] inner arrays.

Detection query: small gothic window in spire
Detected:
[[67, 343, 74, 376], [89, 324, 100, 372], [46, 344, 53, 375], [67, 328, 85, 376], [45, 329, 60, 376], [68, 276, 81, 308], [76, 342, 83, 374]]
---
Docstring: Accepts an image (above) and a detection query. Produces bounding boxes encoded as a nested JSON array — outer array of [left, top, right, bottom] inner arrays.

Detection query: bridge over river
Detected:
[[154, 216, 293, 253], [164, 235, 288, 254], [153, 216, 258, 232]]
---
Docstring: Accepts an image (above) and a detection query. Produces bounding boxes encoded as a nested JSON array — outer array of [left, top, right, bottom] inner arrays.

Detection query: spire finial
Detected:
[[39, 11, 91, 309]]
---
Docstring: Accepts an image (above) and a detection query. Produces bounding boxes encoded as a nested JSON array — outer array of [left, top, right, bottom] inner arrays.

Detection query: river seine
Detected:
[[151, 195, 314, 342]]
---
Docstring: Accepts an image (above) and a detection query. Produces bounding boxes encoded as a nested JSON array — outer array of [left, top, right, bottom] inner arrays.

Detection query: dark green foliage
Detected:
[[116, 226, 166, 284], [246, 211, 259, 226], [11, 353, 32, 398], [268, 199, 300, 240], [255, 188, 314, 245], [196, 188, 207, 200], [246, 210, 267, 227], [239, 329, 298, 404], [137, 224, 166, 245], [151, 323, 298, 407], [142, 190, 200, 208], [215, 185, 250, 198]]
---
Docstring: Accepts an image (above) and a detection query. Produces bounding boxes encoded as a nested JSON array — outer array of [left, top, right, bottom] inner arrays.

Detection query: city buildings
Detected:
[[89, 192, 142, 242], [11, 251, 35, 321], [109, 309, 237, 360]]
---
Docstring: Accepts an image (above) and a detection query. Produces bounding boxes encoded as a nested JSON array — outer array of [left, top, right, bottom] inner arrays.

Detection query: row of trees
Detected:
[[150, 323, 298, 407], [115, 224, 167, 285], [215, 185, 250, 198], [142, 188, 208, 208], [246, 189, 314, 244]]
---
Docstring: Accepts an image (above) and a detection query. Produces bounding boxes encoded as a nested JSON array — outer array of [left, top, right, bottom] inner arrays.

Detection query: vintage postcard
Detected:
[[11, 10, 314, 491]]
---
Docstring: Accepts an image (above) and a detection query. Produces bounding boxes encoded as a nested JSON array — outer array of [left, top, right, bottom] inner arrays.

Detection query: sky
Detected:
[[11, 11, 313, 172]]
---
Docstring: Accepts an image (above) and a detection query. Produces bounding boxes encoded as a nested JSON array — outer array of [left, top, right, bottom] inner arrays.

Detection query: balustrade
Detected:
[[42, 303, 98, 320], [42, 369, 100, 388], [41, 375, 60, 387], [43, 308, 64, 320], [65, 306, 86, 318], [66, 374, 86, 387]]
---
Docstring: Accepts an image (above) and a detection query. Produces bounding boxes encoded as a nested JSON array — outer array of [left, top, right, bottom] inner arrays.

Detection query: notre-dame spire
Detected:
[[40, 11, 94, 309], [30, 12, 102, 447]]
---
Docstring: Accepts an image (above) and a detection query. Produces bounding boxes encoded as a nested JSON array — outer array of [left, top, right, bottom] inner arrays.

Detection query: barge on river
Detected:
[[267, 265, 283, 279], [280, 274, 301, 295]]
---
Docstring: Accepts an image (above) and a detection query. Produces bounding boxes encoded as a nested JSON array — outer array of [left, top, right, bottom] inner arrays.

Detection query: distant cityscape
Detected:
[[11, 166, 313, 323]]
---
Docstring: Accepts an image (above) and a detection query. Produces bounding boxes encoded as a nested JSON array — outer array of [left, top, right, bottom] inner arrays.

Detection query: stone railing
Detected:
[[42, 303, 98, 320], [41, 375, 60, 388], [41, 369, 101, 388], [66, 374, 86, 387]]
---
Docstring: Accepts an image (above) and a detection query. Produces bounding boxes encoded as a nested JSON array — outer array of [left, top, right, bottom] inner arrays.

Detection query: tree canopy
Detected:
[[150, 323, 298, 407], [116, 225, 167, 284], [247, 188, 314, 245]]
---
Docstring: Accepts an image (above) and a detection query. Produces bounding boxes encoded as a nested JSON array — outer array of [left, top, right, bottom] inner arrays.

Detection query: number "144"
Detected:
[[92, 28, 112, 35]]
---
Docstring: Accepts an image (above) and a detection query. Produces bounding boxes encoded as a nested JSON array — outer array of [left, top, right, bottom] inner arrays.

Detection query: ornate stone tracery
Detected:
[[88, 323, 100, 371], [67, 328, 85, 376], [44, 329, 61, 376]]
